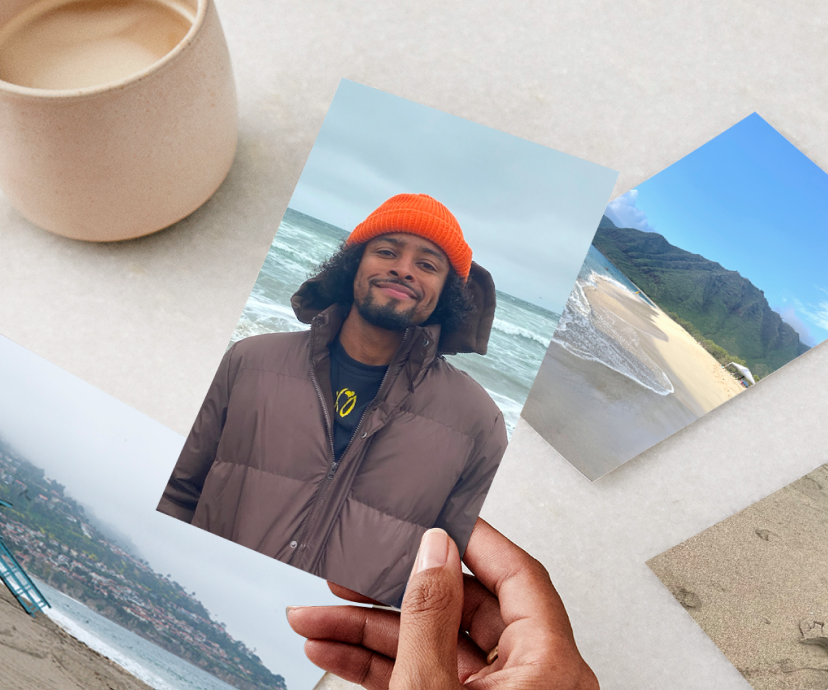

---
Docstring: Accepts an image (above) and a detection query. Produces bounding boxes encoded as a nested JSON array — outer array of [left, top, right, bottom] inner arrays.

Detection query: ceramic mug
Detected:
[[0, 0, 237, 241]]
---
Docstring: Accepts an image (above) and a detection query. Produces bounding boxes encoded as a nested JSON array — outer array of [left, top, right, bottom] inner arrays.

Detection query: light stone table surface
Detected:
[[2, 2, 827, 689]]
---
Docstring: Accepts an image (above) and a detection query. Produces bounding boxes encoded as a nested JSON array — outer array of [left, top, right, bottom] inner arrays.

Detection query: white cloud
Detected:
[[799, 300, 828, 336], [777, 305, 817, 346], [785, 288, 828, 345], [604, 189, 656, 233]]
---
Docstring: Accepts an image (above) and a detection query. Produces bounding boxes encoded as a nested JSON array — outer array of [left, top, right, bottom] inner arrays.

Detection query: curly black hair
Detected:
[[308, 242, 475, 332]]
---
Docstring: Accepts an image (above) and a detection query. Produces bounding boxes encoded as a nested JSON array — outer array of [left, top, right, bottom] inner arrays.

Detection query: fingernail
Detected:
[[415, 528, 449, 573], [285, 606, 299, 621]]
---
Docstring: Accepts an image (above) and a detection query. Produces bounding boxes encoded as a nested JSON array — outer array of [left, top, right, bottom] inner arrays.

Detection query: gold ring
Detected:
[[486, 644, 499, 665]]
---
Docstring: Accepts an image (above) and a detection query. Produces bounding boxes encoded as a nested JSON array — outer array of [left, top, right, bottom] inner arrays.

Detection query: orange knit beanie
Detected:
[[346, 194, 472, 280]]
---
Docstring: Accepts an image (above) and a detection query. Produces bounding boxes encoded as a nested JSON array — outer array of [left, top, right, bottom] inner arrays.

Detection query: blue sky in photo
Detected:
[[289, 79, 618, 313], [604, 113, 828, 347]]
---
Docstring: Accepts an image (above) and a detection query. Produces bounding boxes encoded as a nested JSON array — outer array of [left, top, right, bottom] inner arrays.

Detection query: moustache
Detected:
[[370, 279, 422, 300]]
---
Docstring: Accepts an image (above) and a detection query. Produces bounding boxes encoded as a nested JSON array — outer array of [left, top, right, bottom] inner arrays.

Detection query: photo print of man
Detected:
[[156, 80, 618, 605]]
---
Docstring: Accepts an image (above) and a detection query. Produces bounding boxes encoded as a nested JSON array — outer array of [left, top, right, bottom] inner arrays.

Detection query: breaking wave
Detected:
[[552, 247, 674, 396], [492, 318, 555, 347]]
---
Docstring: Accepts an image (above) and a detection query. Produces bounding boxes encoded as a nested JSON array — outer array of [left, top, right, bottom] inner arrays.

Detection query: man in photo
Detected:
[[157, 194, 507, 605]]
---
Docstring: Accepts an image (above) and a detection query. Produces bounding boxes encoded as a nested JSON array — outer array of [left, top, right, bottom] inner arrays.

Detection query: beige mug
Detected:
[[0, 0, 237, 241]]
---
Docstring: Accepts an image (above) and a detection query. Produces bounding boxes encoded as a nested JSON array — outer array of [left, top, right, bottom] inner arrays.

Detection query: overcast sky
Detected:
[[0, 334, 339, 690], [289, 80, 618, 312]]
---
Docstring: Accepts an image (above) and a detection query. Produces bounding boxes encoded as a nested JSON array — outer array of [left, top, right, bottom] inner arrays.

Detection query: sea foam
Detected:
[[44, 606, 175, 690], [483, 387, 523, 437], [552, 259, 674, 396]]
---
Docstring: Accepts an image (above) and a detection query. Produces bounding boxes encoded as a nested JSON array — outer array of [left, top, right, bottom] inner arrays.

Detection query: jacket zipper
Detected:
[[340, 327, 411, 459], [292, 326, 411, 564], [289, 323, 336, 564]]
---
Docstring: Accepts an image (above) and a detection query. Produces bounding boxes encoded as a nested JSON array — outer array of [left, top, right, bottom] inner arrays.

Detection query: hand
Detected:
[[287, 518, 599, 689]]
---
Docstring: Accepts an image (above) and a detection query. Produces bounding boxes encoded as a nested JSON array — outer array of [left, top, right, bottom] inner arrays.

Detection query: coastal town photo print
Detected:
[[0, 333, 340, 690], [522, 113, 828, 481]]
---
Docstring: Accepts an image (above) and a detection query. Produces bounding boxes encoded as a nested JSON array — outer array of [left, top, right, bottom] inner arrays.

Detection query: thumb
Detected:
[[392, 528, 464, 690]]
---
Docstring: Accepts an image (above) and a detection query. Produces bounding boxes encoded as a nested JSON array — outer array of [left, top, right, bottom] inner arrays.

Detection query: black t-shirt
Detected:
[[329, 339, 387, 460]]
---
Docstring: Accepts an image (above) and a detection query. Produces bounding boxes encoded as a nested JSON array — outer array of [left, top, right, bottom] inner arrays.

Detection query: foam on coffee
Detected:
[[0, 0, 193, 90]]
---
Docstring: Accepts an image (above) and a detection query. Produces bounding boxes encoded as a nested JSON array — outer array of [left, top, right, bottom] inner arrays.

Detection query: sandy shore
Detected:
[[0, 583, 153, 690], [522, 276, 744, 480], [588, 278, 743, 416], [648, 462, 828, 690]]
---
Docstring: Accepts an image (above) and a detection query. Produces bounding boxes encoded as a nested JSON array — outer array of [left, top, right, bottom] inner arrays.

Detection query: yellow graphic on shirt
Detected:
[[335, 388, 357, 418]]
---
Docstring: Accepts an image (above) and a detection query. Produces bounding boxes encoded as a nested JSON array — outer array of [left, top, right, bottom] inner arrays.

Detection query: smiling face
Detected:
[[352, 233, 451, 331]]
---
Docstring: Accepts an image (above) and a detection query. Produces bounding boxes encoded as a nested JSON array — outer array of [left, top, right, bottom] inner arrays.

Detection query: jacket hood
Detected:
[[290, 261, 497, 355]]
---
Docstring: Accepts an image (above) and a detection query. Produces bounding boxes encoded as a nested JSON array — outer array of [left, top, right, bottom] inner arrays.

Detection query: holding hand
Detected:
[[287, 519, 599, 689]]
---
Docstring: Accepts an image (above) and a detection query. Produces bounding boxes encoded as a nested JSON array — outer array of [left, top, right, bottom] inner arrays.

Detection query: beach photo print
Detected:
[[522, 113, 828, 481], [0, 333, 341, 690], [647, 460, 828, 690], [156, 78, 618, 605]]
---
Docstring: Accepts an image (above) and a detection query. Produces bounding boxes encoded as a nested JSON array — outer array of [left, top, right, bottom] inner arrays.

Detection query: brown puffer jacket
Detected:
[[157, 263, 507, 605]]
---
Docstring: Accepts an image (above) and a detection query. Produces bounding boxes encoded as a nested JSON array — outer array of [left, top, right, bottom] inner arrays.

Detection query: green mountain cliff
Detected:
[[593, 216, 809, 378]]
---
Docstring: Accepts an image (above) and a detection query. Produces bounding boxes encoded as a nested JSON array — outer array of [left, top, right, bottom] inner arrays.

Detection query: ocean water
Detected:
[[551, 244, 674, 396], [232, 208, 561, 435], [37, 581, 242, 690]]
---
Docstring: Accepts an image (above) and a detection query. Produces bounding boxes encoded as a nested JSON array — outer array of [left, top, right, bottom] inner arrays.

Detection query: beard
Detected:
[[355, 289, 420, 331]]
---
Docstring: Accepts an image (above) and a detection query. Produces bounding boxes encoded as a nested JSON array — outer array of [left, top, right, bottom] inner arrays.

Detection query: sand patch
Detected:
[[0, 584, 152, 690], [522, 274, 747, 479], [586, 277, 744, 416], [648, 463, 828, 690]]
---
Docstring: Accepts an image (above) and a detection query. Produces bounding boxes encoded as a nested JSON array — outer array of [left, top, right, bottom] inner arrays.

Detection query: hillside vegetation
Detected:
[[0, 442, 286, 690], [593, 216, 809, 378]]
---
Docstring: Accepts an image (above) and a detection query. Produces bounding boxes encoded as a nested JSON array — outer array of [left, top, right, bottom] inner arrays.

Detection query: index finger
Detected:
[[328, 582, 387, 607], [463, 519, 576, 644]]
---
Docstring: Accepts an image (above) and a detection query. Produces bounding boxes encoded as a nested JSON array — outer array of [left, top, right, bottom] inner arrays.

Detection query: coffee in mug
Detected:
[[0, 0, 193, 90]]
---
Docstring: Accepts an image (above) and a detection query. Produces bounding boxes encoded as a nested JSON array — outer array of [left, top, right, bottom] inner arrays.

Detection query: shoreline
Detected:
[[523, 275, 744, 480], [0, 583, 154, 690], [587, 278, 743, 415]]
